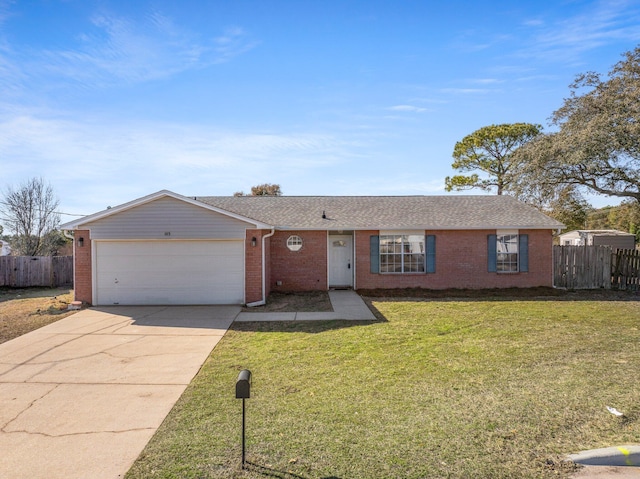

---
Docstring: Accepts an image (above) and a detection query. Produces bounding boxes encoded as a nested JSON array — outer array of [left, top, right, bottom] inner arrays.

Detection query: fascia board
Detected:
[[59, 189, 272, 230], [276, 224, 566, 231]]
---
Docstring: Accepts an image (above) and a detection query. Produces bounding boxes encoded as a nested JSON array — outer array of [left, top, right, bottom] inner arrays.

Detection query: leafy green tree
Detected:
[[0, 178, 60, 256], [544, 186, 592, 232], [585, 200, 640, 241], [516, 47, 640, 205], [445, 123, 542, 195]]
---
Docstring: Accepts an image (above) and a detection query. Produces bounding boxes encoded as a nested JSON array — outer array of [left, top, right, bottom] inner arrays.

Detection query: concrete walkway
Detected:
[[236, 289, 377, 321], [0, 291, 374, 479], [0, 306, 238, 479], [569, 446, 640, 478]]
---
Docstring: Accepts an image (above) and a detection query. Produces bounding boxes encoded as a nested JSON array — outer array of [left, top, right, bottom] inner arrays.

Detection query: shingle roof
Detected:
[[197, 195, 564, 230]]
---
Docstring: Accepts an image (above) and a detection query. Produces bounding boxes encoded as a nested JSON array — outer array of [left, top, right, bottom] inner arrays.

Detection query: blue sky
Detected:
[[1, 0, 640, 224]]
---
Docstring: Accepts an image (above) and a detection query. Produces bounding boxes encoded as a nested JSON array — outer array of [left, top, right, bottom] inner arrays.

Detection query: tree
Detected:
[[515, 47, 640, 205], [585, 200, 640, 241], [250, 183, 282, 196], [445, 123, 542, 195], [234, 183, 283, 197], [545, 186, 592, 232], [0, 178, 61, 256]]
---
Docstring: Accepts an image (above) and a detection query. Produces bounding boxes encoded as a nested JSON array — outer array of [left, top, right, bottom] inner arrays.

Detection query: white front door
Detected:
[[329, 235, 353, 287]]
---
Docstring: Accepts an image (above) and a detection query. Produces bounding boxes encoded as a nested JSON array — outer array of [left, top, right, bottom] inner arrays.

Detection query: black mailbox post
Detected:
[[236, 369, 251, 399], [236, 370, 251, 469]]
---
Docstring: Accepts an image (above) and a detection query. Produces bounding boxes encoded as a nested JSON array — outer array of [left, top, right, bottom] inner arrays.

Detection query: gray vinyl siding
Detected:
[[85, 197, 252, 240]]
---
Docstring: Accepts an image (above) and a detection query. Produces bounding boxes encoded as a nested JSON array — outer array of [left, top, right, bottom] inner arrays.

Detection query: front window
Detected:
[[497, 234, 518, 272], [286, 235, 303, 252], [380, 234, 425, 273]]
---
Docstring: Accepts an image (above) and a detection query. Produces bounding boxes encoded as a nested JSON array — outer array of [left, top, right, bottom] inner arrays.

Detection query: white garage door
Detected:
[[95, 241, 244, 305]]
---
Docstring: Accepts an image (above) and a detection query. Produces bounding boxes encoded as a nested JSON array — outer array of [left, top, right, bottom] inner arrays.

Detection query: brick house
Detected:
[[60, 190, 564, 306]]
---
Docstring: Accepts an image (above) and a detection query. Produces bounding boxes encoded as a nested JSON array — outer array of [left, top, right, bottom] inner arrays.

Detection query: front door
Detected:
[[329, 235, 353, 287]]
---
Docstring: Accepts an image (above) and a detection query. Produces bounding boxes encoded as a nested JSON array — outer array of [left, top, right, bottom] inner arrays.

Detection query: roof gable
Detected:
[[60, 190, 270, 230]]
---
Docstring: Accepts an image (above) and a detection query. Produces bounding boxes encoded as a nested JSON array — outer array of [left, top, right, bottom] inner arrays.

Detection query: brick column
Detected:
[[73, 230, 92, 304], [245, 229, 265, 304]]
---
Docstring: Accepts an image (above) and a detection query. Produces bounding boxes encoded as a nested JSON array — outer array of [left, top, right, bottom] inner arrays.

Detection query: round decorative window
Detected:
[[286, 235, 303, 252]]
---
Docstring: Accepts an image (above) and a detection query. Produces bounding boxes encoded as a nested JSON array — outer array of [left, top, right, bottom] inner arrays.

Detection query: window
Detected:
[[286, 235, 303, 251], [496, 234, 519, 272], [379, 234, 425, 273], [488, 232, 528, 273]]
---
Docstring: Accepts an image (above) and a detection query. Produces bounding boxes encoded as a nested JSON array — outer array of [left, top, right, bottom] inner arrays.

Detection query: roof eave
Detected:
[[59, 189, 272, 230], [271, 224, 566, 231]]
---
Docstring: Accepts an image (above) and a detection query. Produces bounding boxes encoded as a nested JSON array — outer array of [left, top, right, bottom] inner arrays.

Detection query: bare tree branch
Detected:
[[1, 178, 61, 255]]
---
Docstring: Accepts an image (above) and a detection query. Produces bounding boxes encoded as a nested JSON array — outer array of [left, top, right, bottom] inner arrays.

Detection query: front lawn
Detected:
[[0, 287, 75, 344], [126, 298, 640, 479]]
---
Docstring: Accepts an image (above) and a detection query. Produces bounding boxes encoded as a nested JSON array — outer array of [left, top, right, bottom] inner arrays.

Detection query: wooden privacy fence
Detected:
[[553, 245, 612, 289], [611, 248, 640, 291], [0, 256, 73, 288], [553, 246, 640, 290]]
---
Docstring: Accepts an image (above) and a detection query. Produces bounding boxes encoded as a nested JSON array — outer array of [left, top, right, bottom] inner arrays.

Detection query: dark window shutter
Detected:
[[370, 235, 379, 273], [519, 234, 529, 272], [488, 234, 497, 272], [426, 235, 436, 273]]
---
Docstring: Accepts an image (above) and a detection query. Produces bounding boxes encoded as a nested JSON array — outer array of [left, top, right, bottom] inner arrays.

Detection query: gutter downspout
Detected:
[[246, 228, 275, 307]]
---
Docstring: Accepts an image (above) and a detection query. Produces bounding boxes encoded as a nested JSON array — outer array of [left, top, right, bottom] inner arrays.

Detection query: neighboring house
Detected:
[[60, 190, 565, 306], [558, 230, 636, 250], [0, 240, 11, 256]]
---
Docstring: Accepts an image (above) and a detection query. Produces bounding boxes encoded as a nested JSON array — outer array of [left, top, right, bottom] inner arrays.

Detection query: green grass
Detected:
[[126, 299, 640, 479]]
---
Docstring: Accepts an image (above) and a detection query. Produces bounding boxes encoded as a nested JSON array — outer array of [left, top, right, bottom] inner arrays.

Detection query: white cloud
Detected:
[[522, 0, 640, 61], [0, 113, 352, 214], [469, 78, 503, 85], [6, 9, 259, 90], [440, 88, 491, 95], [214, 27, 260, 64], [523, 18, 544, 27], [387, 105, 428, 113]]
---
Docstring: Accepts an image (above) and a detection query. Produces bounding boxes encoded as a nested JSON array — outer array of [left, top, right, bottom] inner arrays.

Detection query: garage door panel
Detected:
[[95, 241, 244, 305], [98, 256, 242, 276]]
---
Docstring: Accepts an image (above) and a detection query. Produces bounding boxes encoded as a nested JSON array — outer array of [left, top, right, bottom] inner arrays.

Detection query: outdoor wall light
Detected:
[[78, 237, 84, 247], [251, 237, 257, 247]]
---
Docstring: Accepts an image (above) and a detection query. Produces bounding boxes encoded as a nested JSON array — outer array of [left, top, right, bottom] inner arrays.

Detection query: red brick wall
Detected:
[[355, 229, 554, 290], [74, 230, 92, 304], [269, 230, 327, 291], [245, 229, 271, 304]]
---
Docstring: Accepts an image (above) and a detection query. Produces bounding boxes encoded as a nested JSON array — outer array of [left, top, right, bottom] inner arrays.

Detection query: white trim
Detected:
[[280, 225, 559, 231], [60, 190, 272, 230], [325, 231, 329, 291], [91, 239, 97, 305], [379, 229, 425, 236], [352, 233, 357, 290]]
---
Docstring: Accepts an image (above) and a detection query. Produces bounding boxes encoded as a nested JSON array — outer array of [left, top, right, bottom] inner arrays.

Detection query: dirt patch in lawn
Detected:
[[242, 291, 333, 312], [0, 287, 77, 344]]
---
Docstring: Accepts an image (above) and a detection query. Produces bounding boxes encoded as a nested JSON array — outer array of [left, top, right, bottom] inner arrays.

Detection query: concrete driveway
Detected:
[[0, 305, 238, 479]]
